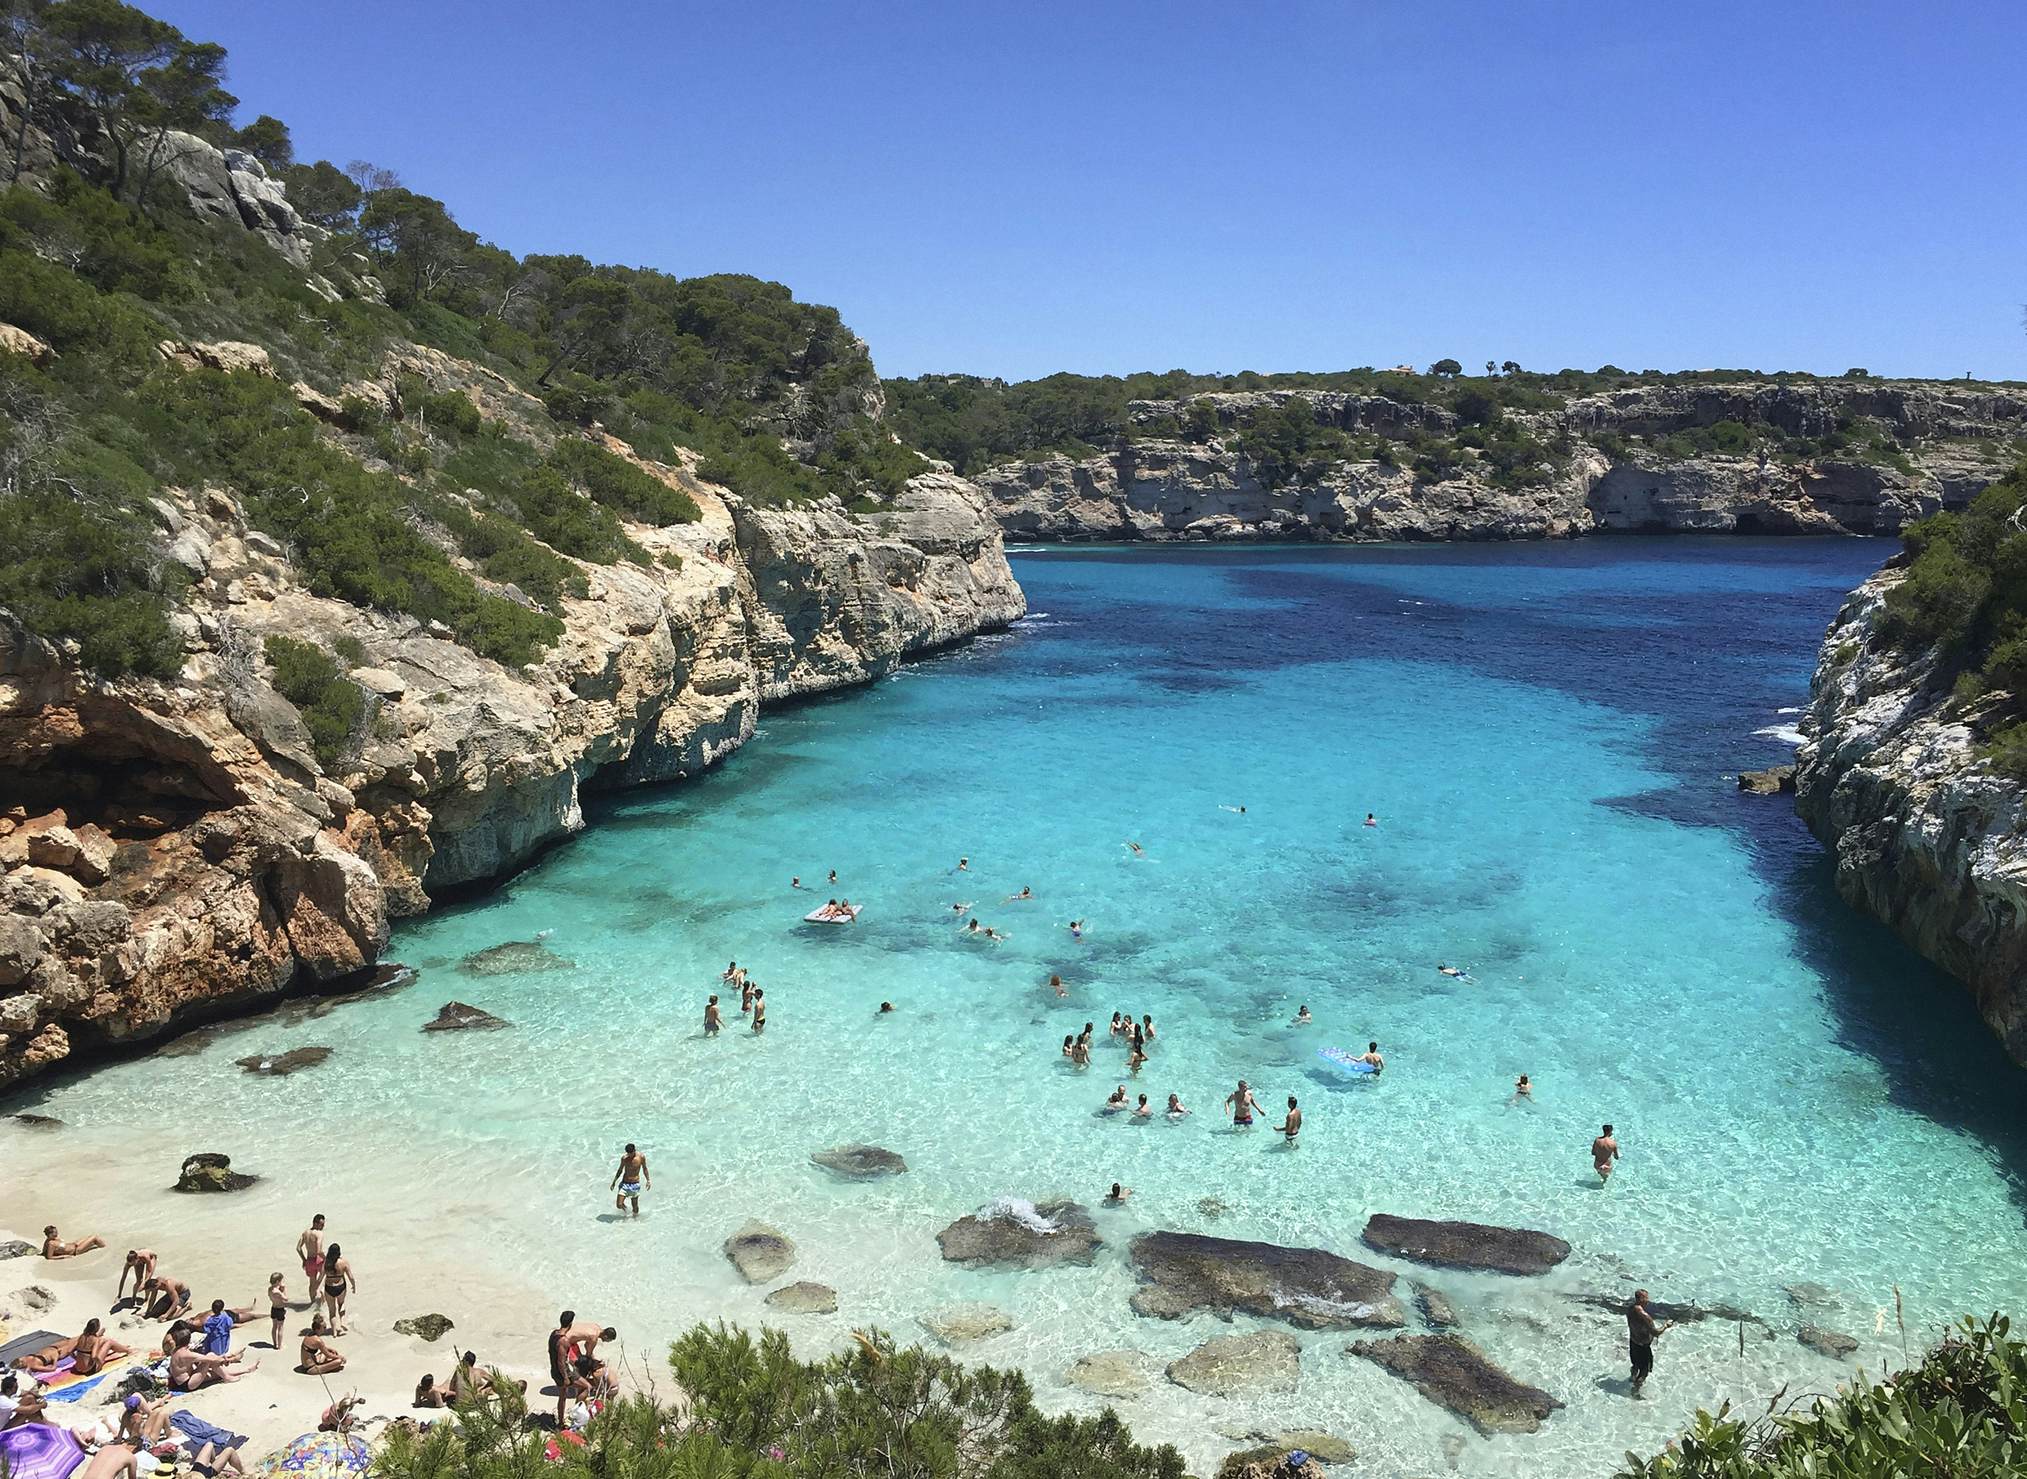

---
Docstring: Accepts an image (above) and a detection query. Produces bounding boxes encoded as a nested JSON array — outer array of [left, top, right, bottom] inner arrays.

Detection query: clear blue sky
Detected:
[[155, 1, 2023, 382]]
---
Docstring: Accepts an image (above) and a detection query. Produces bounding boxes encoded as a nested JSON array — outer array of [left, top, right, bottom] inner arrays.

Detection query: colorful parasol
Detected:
[[255, 1430, 371, 1478], [0, 1422, 87, 1479]]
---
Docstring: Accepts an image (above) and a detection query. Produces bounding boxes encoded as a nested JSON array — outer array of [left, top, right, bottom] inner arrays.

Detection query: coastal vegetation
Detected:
[[1881, 466, 2027, 776], [1617, 1315, 2027, 1478], [0, 0, 922, 682]]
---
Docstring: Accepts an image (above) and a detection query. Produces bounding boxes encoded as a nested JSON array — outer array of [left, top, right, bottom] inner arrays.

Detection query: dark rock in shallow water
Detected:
[[1798, 1325, 1859, 1358], [0, 1240, 35, 1259], [394, 1313, 455, 1341], [723, 1220, 796, 1283], [1166, 1330, 1301, 1396], [154, 1027, 220, 1058], [811, 1144, 908, 1179], [1411, 1282, 1461, 1330], [11, 1113, 61, 1129], [1738, 765, 1797, 795], [1197, 1197, 1229, 1219], [936, 1198, 1100, 1268], [421, 1001, 509, 1033], [458, 939, 573, 976], [1348, 1333, 1562, 1435], [1362, 1213, 1570, 1275], [174, 1151, 256, 1193], [235, 1045, 332, 1076], [1129, 1230, 1405, 1329]]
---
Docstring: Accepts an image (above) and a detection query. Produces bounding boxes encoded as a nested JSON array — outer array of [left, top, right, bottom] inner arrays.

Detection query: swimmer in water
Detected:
[[982, 925, 1004, 942], [1104, 1085, 1128, 1111], [791, 876, 802, 890], [951, 901, 972, 916], [828, 870, 838, 885], [1220, 804, 1247, 814], [1050, 974, 1067, 998], [1437, 963, 1467, 978], [965, 919, 981, 934], [1593, 1124, 1620, 1184], [879, 1001, 894, 1013], [1069, 918, 1084, 940], [1133, 1093, 1152, 1118], [1514, 1073, 1532, 1099], [1141, 1014, 1156, 1042], [1071, 1036, 1091, 1067], [957, 857, 969, 872], [1109, 1012, 1124, 1037], [1061, 1035, 1076, 1060], [1005, 886, 1032, 902], [740, 978, 756, 1014], [704, 995, 721, 1035], [1360, 1040, 1385, 1072], [1292, 1005, 1312, 1025], [1105, 1182, 1131, 1204], [722, 960, 740, 983], [1166, 1093, 1190, 1118], [1125, 841, 1145, 857], [1127, 1042, 1147, 1075], [1277, 1095, 1303, 1144], [1364, 813, 1377, 827]]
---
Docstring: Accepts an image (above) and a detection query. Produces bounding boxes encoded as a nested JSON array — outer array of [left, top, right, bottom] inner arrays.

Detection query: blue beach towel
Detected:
[[169, 1411, 248, 1453]]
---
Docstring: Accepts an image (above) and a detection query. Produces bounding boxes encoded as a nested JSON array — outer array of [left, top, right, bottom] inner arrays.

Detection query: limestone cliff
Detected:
[[978, 384, 2022, 542], [0, 442, 1022, 1090], [1795, 570, 2027, 1064]]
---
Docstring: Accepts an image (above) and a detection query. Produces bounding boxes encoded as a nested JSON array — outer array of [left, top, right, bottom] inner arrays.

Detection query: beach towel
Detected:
[[169, 1411, 248, 1456], [0, 1329, 63, 1366], [41, 1359, 130, 1404], [30, 1358, 76, 1383]]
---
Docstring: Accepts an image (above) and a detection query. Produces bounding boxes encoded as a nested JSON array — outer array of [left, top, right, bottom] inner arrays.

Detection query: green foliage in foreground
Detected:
[[1883, 467, 2027, 777], [261, 634, 363, 768], [373, 1323, 1184, 1479], [1619, 1315, 2027, 1478]]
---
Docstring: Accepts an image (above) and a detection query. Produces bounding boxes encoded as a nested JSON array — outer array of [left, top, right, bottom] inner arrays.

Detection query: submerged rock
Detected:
[[235, 1045, 332, 1075], [1348, 1334, 1562, 1435], [393, 1313, 455, 1341], [1166, 1330, 1301, 1397], [723, 1220, 796, 1284], [1219, 1430, 1357, 1474], [1798, 1325, 1859, 1359], [1411, 1282, 1461, 1330], [918, 1303, 1015, 1344], [1064, 1349, 1151, 1398], [10, 1113, 61, 1129], [1128, 1230, 1405, 1329], [935, 1197, 1100, 1268], [1197, 1197, 1229, 1220], [421, 1001, 510, 1033], [154, 1028, 220, 1058], [765, 1281, 838, 1315], [1361, 1213, 1570, 1275], [811, 1144, 908, 1179], [174, 1151, 256, 1193], [458, 940, 574, 976]]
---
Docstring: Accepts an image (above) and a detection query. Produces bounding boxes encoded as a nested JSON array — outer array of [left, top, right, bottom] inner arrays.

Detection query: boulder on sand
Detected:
[[421, 1001, 509, 1032], [393, 1313, 455, 1341], [0, 1240, 34, 1260], [723, 1221, 796, 1284], [765, 1282, 839, 1315], [936, 1198, 1100, 1268], [1348, 1334, 1562, 1435], [458, 940, 573, 976], [174, 1151, 256, 1193], [811, 1144, 908, 1179], [1361, 1213, 1570, 1275], [235, 1046, 332, 1075], [1128, 1230, 1404, 1329], [918, 1303, 1015, 1345], [1165, 1330, 1301, 1397]]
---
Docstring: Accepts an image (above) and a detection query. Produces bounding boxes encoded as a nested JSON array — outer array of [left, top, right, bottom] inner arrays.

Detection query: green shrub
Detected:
[[418, 387, 482, 437], [548, 436, 700, 524], [1619, 1315, 2027, 1477], [262, 634, 365, 768], [0, 492, 181, 678]]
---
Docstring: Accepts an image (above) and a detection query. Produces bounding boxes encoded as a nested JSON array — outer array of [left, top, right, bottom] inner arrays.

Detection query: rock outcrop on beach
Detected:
[[1795, 567, 2027, 1066], [1348, 1334, 1562, 1435], [1127, 1231, 1406, 1329], [974, 383, 2021, 543], [935, 1199, 1100, 1268], [174, 1151, 255, 1193], [1360, 1214, 1571, 1276]]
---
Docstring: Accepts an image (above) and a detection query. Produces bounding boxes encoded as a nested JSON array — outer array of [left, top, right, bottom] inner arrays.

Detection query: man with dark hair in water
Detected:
[[1594, 1124, 1620, 1184], [611, 1144, 649, 1217], [1277, 1096, 1303, 1145], [1626, 1289, 1669, 1396], [704, 995, 722, 1035]]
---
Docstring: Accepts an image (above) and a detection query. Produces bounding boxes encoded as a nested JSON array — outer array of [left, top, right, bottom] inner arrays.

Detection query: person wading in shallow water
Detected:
[[1626, 1289, 1670, 1396], [1593, 1124, 1620, 1184], [611, 1143, 649, 1217]]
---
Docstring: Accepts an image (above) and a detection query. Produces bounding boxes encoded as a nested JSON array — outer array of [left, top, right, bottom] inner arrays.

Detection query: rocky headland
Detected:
[[973, 384, 2022, 543]]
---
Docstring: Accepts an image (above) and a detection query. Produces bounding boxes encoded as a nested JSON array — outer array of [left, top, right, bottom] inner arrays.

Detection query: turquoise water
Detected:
[[11, 538, 2027, 1475]]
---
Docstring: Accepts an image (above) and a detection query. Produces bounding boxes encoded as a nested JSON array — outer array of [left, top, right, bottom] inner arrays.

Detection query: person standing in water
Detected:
[[751, 989, 768, 1033], [1514, 1074, 1532, 1099], [1225, 1080, 1264, 1128], [1364, 813, 1377, 827], [704, 995, 722, 1035], [1593, 1124, 1620, 1183], [611, 1143, 650, 1217], [1626, 1289, 1670, 1396], [1276, 1096, 1303, 1144], [740, 978, 756, 1015], [1360, 1041, 1385, 1072]]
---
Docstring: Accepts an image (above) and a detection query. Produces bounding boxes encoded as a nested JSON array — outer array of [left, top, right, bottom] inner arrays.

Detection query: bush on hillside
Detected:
[[548, 436, 700, 525], [262, 634, 363, 767]]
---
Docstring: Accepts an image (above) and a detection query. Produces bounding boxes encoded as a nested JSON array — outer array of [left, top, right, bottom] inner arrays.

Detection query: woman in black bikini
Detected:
[[321, 1244, 355, 1335]]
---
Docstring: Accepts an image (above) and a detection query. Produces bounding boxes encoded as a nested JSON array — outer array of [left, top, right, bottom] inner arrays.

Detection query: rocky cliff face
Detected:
[[0, 433, 1022, 1090], [979, 384, 2023, 543], [1795, 570, 2027, 1064]]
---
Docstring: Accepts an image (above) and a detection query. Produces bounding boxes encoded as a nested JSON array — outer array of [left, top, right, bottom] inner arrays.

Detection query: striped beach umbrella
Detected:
[[0, 1422, 87, 1479], [255, 1430, 371, 1478]]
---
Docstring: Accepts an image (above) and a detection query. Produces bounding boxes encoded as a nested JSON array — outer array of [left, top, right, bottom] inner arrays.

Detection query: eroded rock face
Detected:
[[1166, 1330, 1301, 1397], [1360, 1214, 1571, 1275], [977, 382, 2022, 544], [0, 442, 1021, 1091], [1796, 569, 2027, 1065], [1348, 1334, 1562, 1435], [811, 1144, 908, 1179], [935, 1198, 1100, 1268], [723, 1220, 796, 1284], [1128, 1230, 1405, 1329]]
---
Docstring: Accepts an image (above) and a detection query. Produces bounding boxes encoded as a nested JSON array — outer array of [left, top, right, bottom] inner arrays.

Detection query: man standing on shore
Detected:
[[1626, 1289, 1669, 1396], [611, 1144, 650, 1217], [296, 1214, 326, 1318], [1593, 1125, 1620, 1184]]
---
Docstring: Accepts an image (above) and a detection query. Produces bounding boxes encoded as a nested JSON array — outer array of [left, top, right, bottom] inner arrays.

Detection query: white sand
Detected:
[[1, 1198, 644, 1464]]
